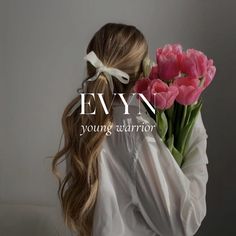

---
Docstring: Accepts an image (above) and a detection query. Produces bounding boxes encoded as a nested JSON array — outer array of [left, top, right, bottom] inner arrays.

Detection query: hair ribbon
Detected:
[[66, 51, 130, 117], [84, 51, 130, 92]]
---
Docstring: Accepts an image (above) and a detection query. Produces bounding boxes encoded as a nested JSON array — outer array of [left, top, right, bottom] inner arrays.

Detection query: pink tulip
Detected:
[[180, 49, 208, 78], [148, 79, 179, 110], [133, 77, 151, 100], [156, 44, 183, 80], [173, 77, 204, 105], [157, 44, 183, 55], [203, 59, 216, 88], [149, 65, 159, 80]]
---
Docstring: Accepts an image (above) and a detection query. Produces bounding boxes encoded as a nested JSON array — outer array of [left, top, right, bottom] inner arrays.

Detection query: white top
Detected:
[[92, 97, 209, 236]]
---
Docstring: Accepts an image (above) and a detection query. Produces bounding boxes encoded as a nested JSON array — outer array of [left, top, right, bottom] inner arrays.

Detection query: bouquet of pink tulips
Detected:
[[134, 44, 216, 167]]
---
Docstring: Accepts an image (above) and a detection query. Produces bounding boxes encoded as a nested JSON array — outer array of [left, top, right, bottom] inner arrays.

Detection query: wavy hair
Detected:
[[51, 22, 148, 236]]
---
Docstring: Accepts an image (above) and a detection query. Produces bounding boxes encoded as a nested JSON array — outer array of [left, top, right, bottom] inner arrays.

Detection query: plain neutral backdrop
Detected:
[[1, 0, 235, 235]]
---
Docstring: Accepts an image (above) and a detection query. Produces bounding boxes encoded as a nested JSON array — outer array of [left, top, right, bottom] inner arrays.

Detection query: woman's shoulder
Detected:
[[112, 103, 154, 126], [112, 103, 158, 146]]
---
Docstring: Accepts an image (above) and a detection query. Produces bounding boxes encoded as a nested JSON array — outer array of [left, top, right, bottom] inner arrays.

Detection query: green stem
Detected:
[[166, 105, 174, 140], [176, 104, 187, 152], [184, 104, 193, 126], [175, 103, 182, 141], [181, 123, 194, 157], [168, 113, 172, 140], [180, 105, 187, 130]]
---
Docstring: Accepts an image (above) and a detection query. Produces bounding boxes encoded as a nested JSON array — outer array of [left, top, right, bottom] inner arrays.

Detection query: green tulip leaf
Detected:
[[156, 110, 168, 141]]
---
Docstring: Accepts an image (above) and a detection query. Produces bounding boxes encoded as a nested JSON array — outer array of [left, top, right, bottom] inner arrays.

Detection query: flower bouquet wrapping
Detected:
[[134, 44, 216, 167]]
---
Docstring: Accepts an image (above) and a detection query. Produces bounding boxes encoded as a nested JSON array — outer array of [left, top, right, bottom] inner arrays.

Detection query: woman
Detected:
[[52, 22, 209, 236]]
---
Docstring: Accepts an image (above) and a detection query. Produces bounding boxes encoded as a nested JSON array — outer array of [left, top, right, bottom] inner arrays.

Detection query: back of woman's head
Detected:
[[86, 22, 148, 94], [52, 22, 148, 236]]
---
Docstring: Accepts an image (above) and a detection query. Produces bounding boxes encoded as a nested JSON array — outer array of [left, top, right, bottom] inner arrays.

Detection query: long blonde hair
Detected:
[[51, 22, 148, 236]]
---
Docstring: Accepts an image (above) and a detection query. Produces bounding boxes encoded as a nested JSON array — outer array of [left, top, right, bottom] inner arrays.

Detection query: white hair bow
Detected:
[[66, 51, 130, 117], [84, 51, 130, 92]]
